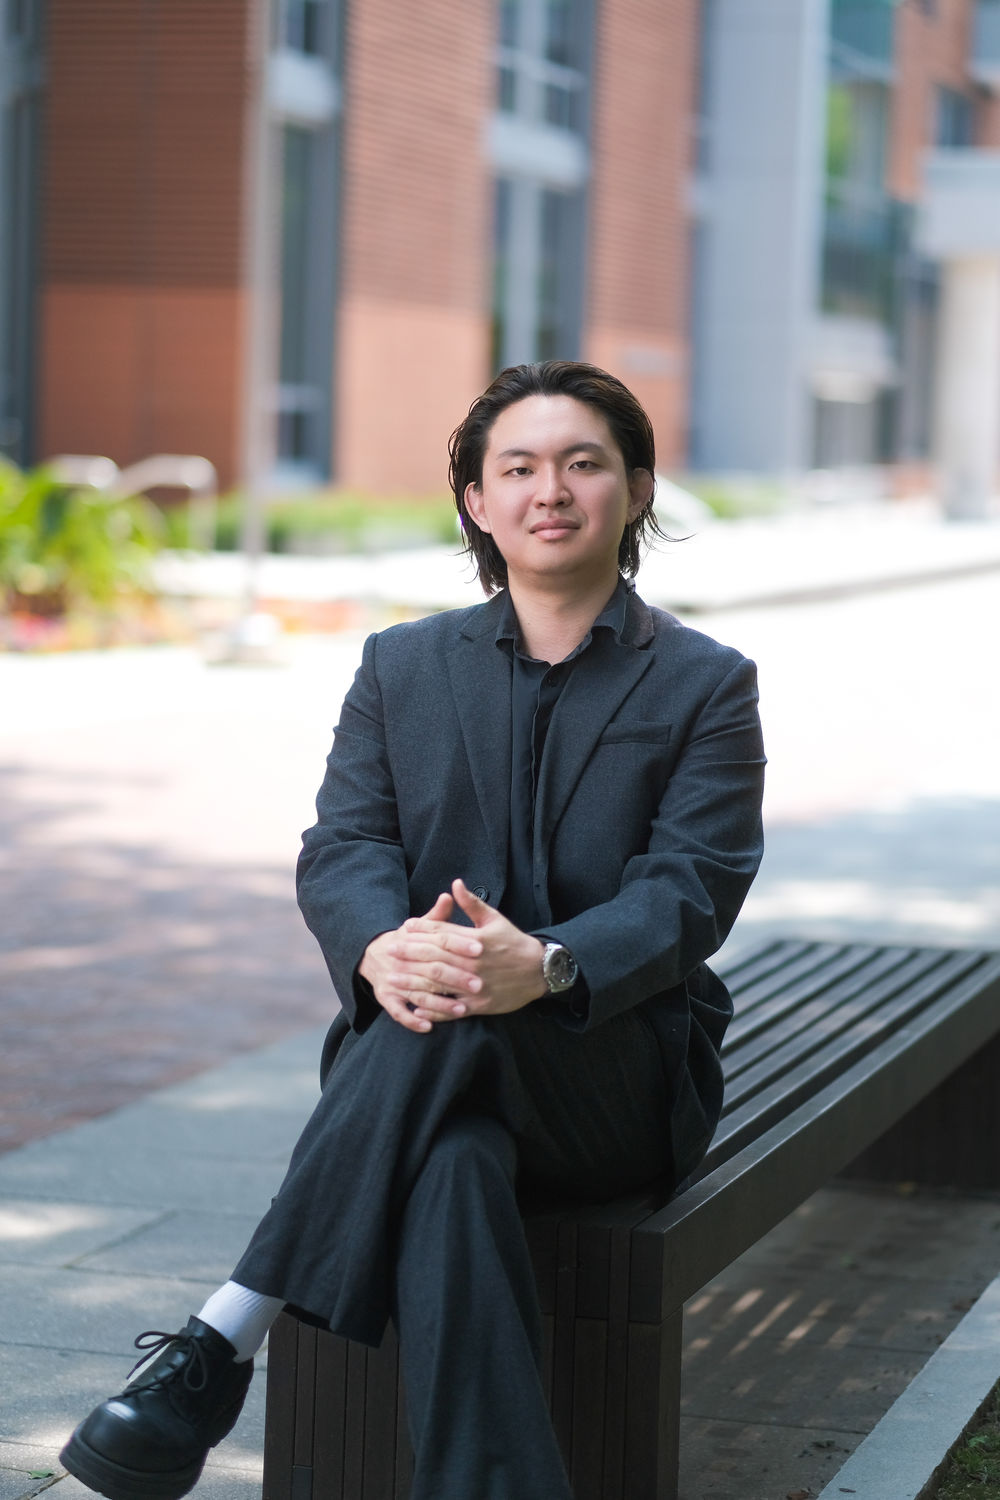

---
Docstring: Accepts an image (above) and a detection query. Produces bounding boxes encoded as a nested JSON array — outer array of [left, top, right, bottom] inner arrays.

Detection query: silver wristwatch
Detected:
[[542, 942, 578, 994]]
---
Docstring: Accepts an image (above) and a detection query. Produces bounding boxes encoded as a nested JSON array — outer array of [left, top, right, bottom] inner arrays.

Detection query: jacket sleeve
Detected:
[[535, 654, 765, 1031], [296, 631, 410, 1031]]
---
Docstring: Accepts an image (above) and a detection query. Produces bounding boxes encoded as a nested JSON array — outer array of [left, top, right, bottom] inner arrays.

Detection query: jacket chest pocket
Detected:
[[596, 720, 672, 748]]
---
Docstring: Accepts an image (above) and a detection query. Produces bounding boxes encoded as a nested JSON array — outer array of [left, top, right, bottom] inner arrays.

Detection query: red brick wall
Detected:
[[890, 0, 984, 200], [39, 0, 257, 484], [335, 0, 492, 491], [585, 0, 696, 469]]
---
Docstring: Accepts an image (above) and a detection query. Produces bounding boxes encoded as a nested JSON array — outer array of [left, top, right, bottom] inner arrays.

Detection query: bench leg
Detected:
[[624, 1311, 683, 1500]]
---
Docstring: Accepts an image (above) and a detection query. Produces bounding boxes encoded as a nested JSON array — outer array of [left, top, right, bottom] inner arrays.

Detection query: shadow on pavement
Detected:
[[739, 794, 1000, 952]]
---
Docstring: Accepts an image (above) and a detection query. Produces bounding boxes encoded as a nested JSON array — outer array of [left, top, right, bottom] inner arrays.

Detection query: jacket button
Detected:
[[472, 886, 489, 901]]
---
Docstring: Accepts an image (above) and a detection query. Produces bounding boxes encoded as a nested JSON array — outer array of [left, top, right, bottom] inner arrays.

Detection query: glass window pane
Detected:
[[537, 188, 580, 360], [280, 127, 311, 385], [491, 178, 512, 371], [500, 0, 519, 48], [545, 0, 581, 67], [936, 86, 974, 147], [544, 81, 581, 131], [498, 66, 517, 112], [283, 0, 326, 55]]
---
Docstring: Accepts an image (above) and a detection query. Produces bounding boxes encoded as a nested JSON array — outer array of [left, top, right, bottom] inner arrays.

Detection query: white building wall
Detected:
[[691, 0, 830, 474]]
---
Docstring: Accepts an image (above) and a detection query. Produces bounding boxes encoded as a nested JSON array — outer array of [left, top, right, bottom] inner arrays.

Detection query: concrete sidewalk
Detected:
[[3, 1024, 1000, 1500]]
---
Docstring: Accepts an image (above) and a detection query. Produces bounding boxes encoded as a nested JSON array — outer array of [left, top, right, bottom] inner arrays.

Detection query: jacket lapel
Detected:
[[446, 598, 512, 880]]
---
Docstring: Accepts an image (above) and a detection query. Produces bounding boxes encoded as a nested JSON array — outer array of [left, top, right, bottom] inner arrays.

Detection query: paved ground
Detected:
[[2, 505, 1000, 1499]]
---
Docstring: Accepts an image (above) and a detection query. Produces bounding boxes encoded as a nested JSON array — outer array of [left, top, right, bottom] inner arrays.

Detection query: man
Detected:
[[61, 361, 765, 1500]]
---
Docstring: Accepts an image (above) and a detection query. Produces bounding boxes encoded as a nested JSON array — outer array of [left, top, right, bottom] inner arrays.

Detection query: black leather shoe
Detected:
[[59, 1317, 253, 1500]]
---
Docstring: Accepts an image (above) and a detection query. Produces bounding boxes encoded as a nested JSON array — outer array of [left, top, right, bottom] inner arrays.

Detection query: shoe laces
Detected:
[[128, 1329, 210, 1391]]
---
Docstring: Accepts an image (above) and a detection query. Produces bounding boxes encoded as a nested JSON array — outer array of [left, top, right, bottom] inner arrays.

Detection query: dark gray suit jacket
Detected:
[[297, 587, 765, 1181]]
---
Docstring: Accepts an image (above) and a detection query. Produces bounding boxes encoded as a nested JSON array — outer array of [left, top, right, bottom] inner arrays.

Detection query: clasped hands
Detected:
[[359, 878, 547, 1033]]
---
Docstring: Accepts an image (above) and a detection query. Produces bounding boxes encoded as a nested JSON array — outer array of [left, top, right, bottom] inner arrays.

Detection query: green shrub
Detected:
[[672, 475, 789, 520], [0, 460, 164, 616]]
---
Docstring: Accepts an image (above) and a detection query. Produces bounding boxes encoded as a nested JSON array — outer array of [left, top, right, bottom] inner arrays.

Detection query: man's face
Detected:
[[464, 394, 652, 593]]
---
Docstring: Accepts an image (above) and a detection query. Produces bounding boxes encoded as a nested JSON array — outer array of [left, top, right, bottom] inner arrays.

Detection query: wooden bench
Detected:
[[261, 938, 1000, 1500]]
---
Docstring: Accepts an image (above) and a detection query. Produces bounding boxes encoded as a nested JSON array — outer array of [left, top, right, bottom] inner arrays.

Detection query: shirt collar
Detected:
[[495, 575, 634, 661]]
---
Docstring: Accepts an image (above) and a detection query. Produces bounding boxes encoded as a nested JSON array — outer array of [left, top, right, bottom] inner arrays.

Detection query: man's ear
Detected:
[[464, 482, 492, 534], [626, 468, 654, 522]]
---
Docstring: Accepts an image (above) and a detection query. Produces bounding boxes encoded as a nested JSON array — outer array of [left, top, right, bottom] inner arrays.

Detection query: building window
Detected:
[[830, 0, 897, 76], [821, 80, 899, 326], [935, 85, 975, 146], [496, 0, 590, 135], [268, 0, 342, 482], [274, 0, 337, 61], [490, 0, 592, 370], [0, 0, 43, 465]]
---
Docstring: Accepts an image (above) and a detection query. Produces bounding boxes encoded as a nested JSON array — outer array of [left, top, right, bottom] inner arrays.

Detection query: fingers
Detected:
[[398, 921, 483, 958], [374, 993, 435, 1033], [420, 891, 454, 922], [451, 877, 494, 926], [375, 985, 468, 1032], [386, 953, 481, 1000]]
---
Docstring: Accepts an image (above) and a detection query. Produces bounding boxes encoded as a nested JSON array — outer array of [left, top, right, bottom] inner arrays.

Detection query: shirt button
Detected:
[[472, 886, 490, 902]]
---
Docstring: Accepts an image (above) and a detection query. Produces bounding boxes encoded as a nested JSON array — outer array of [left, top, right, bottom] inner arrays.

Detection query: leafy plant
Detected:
[[671, 474, 788, 520], [0, 460, 164, 616]]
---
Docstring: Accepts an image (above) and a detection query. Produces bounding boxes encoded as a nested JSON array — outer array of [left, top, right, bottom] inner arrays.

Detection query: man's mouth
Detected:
[[531, 520, 579, 535]]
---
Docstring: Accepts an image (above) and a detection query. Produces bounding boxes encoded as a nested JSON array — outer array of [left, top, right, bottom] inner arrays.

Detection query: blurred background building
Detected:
[[2, 0, 1000, 501]]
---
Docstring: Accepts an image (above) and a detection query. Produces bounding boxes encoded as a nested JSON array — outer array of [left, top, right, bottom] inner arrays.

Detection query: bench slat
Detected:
[[722, 941, 875, 1038], [706, 947, 994, 1168], [312, 1330, 349, 1500], [720, 945, 972, 1109], [722, 943, 911, 1068]]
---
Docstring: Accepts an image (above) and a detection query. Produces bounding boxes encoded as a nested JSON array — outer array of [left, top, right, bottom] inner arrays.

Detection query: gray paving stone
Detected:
[[93, 1473, 260, 1500], [74, 1210, 264, 1284], [733, 1182, 1000, 1288], [0, 1455, 65, 1500], [0, 1342, 267, 1474], [677, 1415, 858, 1500], [0, 1347, 127, 1450], [0, 1268, 217, 1355], [0, 1442, 62, 1477], [52, 1104, 308, 1170], [687, 1267, 975, 1356], [682, 1329, 923, 1431], [0, 1142, 285, 1218], [0, 1203, 166, 1269], [160, 1028, 326, 1091]]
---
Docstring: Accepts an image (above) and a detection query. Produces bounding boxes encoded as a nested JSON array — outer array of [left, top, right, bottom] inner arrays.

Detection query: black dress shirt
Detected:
[[495, 577, 633, 1011]]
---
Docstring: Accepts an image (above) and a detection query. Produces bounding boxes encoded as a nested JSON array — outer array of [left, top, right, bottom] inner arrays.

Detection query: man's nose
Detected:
[[535, 466, 570, 503]]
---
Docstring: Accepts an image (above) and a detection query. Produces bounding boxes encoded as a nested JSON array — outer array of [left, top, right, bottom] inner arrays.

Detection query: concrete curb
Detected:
[[816, 1273, 1000, 1500]]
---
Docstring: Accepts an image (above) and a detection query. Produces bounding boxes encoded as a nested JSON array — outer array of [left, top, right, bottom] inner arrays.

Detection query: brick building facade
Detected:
[[21, 0, 699, 495], [3, 0, 999, 496]]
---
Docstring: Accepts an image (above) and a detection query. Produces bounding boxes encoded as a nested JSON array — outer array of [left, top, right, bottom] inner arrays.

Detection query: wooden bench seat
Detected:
[[261, 938, 1000, 1500]]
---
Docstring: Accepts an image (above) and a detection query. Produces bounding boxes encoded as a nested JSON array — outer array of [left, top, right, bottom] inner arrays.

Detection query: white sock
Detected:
[[197, 1281, 285, 1363]]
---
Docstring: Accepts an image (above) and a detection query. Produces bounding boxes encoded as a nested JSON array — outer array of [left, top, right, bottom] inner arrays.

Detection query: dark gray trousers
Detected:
[[233, 1004, 675, 1500]]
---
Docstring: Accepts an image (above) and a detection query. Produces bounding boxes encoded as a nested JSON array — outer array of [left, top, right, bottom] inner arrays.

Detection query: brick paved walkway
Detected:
[[0, 639, 361, 1153]]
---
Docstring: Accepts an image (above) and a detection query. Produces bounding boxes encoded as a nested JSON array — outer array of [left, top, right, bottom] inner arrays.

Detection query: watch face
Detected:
[[544, 944, 577, 992]]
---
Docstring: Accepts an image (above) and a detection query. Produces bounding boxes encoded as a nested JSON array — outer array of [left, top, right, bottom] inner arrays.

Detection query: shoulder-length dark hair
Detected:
[[448, 360, 666, 595]]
